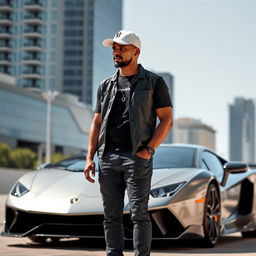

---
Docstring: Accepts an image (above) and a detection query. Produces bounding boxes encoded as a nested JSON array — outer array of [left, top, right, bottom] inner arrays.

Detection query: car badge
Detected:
[[70, 198, 79, 204]]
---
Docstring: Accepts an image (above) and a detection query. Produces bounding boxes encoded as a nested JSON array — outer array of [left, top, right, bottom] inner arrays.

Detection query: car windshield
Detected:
[[47, 146, 196, 172], [153, 146, 196, 169], [48, 155, 97, 172]]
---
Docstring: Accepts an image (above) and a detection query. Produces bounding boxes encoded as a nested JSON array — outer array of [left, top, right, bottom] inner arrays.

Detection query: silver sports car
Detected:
[[2, 144, 256, 247]]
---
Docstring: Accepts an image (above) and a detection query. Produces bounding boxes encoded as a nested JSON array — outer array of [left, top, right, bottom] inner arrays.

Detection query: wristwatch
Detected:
[[144, 145, 155, 156]]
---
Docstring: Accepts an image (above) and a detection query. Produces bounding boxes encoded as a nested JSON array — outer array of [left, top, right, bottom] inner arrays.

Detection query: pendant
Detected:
[[121, 96, 126, 102]]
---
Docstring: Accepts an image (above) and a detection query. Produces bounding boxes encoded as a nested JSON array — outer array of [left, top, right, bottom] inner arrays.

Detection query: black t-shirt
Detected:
[[94, 75, 173, 152]]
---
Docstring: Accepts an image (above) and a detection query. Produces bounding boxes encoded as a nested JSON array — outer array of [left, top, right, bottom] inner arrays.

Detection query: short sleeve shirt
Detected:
[[94, 75, 173, 152], [94, 76, 173, 113]]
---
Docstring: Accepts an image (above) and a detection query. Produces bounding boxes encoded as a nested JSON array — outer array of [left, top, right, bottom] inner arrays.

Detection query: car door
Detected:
[[202, 150, 241, 221]]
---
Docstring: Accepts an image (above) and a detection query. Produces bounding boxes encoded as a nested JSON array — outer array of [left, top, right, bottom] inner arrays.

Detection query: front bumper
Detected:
[[2, 206, 204, 240]]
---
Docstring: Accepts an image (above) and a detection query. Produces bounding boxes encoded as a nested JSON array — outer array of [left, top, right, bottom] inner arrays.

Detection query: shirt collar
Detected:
[[110, 64, 145, 83]]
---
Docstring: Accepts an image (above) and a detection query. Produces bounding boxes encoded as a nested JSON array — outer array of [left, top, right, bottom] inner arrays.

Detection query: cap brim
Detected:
[[102, 38, 130, 47], [102, 39, 114, 47]]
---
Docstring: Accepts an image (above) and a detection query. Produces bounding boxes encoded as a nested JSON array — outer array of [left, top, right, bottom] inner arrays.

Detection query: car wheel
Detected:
[[28, 236, 47, 244], [241, 230, 256, 238], [202, 183, 221, 247]]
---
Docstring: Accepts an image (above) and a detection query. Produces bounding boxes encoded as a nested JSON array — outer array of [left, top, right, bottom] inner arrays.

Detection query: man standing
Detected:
[[84, 30, 173, 256]]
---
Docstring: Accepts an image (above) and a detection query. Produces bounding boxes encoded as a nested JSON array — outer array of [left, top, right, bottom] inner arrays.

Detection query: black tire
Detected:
[[241, 230, 256, 238], [202, 183, 221, 247], [28, 236, 48, 244]]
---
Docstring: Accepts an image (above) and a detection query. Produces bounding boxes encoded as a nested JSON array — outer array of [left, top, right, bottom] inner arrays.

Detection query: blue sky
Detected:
[[124, 0, 256, 158]]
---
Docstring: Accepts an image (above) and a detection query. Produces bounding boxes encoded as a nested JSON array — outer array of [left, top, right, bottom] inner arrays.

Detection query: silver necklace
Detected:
[[121, 92, 126, 102], [118, 73, 137, 102], [118, 84, 128, 102]]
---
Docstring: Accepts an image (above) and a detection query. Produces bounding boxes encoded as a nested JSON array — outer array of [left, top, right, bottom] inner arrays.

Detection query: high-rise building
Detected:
[[173, 117, 216, 151], [229, 97, 255, 162], [0, 0, 122, 105], [0, 0, 63, 90], [158, 72, 174, 143]]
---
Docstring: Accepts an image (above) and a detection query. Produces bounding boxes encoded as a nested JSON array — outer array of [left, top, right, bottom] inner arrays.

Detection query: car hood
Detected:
[[8, 167, 201, 214], [17, 169, 99, 198], [24, 167, 200, 196]]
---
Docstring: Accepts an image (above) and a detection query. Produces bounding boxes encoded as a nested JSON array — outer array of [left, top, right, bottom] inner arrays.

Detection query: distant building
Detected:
[[0, 0, 122, 106], [0, 73, 93, 159], [158, 72, 174, 143], [173, 117, 216, 151], [229, 97, 255, 162]]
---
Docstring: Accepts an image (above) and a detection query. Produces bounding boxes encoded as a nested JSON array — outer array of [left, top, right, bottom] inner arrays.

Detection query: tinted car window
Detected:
[[153, 147, 196, 169], [50, 155, 85, 168], [47, 155, 99, 172], [202, 151, 223, 179]]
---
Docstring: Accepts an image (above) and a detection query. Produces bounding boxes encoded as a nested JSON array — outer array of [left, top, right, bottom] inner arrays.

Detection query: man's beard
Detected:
[[114, 57, 132, 68]]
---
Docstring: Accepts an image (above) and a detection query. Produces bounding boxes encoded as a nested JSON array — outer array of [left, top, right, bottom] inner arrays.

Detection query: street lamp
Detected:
[[42, 90, 59, 163]]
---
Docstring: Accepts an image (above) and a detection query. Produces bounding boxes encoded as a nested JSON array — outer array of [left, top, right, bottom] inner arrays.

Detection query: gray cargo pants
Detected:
[[98, 151, 153, 256]]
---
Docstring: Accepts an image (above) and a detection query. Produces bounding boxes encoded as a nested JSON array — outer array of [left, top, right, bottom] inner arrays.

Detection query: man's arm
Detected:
[[136, 106, 173, 159], [83, 112, 102, 183]]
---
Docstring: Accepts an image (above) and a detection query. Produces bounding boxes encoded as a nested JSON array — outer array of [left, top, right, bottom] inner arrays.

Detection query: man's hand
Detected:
[[83, 159, 96, 183], [136, 149, 151, 160]]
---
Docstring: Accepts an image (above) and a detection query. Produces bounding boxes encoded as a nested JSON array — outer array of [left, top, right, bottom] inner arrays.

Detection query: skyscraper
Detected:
[[0, 0, 63, 90], [0, 0, 122, 105], [229, 97, 255, 162]]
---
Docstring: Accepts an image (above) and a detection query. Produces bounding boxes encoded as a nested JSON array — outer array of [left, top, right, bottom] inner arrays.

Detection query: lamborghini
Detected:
[[2, 144, 256, 247]]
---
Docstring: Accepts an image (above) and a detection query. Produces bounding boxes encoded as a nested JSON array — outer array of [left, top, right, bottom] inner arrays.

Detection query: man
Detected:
[[84, 30, 173, 256]]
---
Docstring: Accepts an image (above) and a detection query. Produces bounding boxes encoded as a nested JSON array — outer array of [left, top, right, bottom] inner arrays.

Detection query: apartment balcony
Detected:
[[23, 43, 42, 52], [23, 29, 42, 38], [0, 45, 11, 52], [23, 15, 43, 25], [0, 2, 14, 12], [0, 30, 12, 38], [0, 60, 11, 65], [22, 56, 42, 65], [24, 2, 43, 12], [0, 56, 11, 66], [0, 18, 12, 25], [22, 71, 42, 79]]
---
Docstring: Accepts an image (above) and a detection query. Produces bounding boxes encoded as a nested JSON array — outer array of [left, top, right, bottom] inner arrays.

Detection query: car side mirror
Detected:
[[220, 161, 248, 186]]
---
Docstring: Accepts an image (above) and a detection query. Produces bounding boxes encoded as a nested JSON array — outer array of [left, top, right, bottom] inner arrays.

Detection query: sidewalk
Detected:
[[0, 194, 7, 228]]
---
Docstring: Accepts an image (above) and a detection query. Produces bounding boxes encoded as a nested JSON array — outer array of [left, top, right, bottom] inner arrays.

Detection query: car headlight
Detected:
[[10, 182, 30, 197], [150, 181, 186, 198]]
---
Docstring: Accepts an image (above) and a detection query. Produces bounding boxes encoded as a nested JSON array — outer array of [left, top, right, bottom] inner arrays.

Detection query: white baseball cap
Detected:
[[102, 30, 141, 49]]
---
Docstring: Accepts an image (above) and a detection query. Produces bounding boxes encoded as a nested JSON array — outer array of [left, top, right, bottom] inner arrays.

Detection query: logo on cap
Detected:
[[115, 32, 122, 38]]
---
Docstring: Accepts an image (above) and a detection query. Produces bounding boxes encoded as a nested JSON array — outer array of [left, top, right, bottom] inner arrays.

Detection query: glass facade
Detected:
[[229, 97, 255, 162], [0, 0, 61, 90], [62, 0, 86, 101], [0, 0, 123, 107], [0, 85, 88, 152], [92, 0, 122, 108]]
